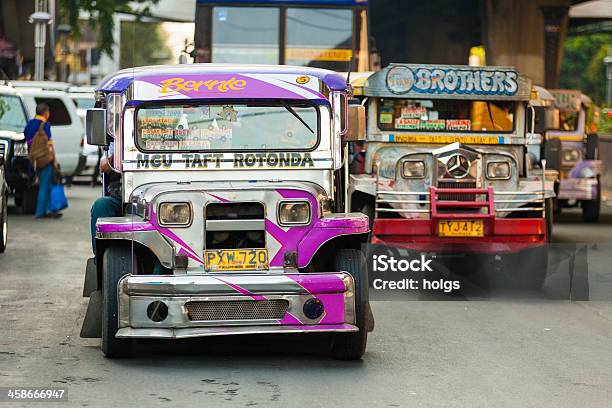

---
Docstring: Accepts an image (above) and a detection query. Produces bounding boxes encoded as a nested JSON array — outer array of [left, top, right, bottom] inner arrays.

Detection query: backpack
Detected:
[[29, 121, 54, 169]]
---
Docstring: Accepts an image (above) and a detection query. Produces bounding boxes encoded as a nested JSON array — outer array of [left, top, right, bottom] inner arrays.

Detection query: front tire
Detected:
[[545, 198, 554, 243], [331, 249, 368, 360], [102, 246, 133, 358], [0, 193, 7, 253], [493, 246, 549, 290], [21, 184, 38, 215]]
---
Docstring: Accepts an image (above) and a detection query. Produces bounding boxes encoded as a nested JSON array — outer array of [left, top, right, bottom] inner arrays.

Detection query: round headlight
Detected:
[[158, 202, 192, 226], [402, 160, 426, 178], [563, 149, 580, 163], [486, 161, 511, 180], [579, 167, 595, 178], [278, 201, 311, 225]]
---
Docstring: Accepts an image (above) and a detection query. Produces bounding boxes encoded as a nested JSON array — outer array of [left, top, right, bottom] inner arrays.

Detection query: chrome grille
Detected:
[[0, 141, 7, 160], [185, 299, 289, 321], [437, 181, 476, 201], [436, 181, 479, 214]]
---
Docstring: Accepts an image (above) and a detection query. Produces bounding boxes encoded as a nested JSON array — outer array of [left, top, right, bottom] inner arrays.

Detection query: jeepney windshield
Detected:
[[136, 102, 319, 152], [377, 98, 515, 133], [552, 111, 579, 132]]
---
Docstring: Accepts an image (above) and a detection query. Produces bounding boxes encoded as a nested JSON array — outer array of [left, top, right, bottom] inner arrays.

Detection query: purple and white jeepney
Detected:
[[80, 64, 372, 359], [545, 90, 602, 222]]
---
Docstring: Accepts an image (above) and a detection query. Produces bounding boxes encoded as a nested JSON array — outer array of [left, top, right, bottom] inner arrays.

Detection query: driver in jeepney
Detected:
[[90, 141, 121, 254]]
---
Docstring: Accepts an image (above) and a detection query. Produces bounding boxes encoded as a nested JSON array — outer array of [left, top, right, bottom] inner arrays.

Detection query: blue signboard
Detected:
[[364, 64, 532, 101], [197, 0, 367, 6]]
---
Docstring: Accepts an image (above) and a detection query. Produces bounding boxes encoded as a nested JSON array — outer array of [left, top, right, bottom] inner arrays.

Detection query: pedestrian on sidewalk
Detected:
[[24, 103, 62, 219]]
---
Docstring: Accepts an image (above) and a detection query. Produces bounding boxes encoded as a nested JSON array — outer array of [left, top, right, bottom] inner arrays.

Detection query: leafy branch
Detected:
[[57, 0, 159, 57]]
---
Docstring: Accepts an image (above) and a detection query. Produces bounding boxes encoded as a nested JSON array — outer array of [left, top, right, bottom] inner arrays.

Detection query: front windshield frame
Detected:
[[133, 99, 322, 154], [376, 97, 517, 134], [0, 94, 28, 133]]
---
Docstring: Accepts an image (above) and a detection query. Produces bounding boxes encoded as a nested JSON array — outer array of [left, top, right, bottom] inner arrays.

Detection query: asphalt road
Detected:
[[1, 186, 612, 407]]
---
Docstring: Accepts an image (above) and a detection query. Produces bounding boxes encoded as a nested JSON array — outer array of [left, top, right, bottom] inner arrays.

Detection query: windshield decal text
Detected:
[[136, 152, 315, 169]]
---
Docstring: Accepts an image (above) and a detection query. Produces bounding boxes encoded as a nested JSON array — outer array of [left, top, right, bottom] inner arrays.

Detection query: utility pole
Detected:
[[29, 0, 52, 81]]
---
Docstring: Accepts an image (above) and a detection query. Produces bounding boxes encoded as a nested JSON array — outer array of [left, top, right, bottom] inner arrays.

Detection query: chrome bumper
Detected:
[[116, 273, 357, 339]]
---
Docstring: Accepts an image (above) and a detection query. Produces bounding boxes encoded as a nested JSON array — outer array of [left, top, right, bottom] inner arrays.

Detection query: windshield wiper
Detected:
[[281, 101, 314, 134]]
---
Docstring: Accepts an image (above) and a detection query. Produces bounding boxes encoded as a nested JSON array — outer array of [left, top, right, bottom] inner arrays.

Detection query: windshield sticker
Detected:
[[385, 66, 519, 96], [395, 118, 420, 130], [420, 120, 446, 130], [136, 152, 315, 169], [446, 119, 472, 131], [380, 112, 393, 124], [400, 107, 427, 118], [218, 105, 239, 122]]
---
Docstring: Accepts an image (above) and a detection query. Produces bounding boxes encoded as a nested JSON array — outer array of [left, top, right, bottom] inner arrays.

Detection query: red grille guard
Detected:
[[372, 186, 546, 253]]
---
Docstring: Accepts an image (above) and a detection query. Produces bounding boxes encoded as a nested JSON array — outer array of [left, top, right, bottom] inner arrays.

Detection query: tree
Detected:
[[58, 0, 159, 57], [120, 21, 171, 68], [559, 33, 611, 105]]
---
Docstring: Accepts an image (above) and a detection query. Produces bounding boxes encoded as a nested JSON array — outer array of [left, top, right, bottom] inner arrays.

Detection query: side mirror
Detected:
[[342, 104, 366, 142], [86, 108, 108, 146], [528, 106, 548, 134]]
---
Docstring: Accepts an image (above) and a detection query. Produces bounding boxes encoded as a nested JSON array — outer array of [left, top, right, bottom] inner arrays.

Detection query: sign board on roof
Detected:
[[550, 90, 584, 112], [365, 64, 532, 101]]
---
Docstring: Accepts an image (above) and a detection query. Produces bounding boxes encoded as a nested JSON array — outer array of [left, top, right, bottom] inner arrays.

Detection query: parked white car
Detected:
[[68, 88, 99, 177], [12, 81, 71, 92], [0, 84, 38, 213], [18, 87, 84, 176]]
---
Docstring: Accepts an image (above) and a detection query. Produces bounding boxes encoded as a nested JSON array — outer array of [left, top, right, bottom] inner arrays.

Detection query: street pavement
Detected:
[[1, 186, 612, 407]]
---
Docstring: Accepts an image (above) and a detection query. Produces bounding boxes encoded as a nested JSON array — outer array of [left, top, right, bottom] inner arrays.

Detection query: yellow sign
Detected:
[[286, 48, 353, 62], [393, 134, 501, 144], [546, 134, 584, 142], [438, 220, 484, 237], [205, 249, 269, 271], [296, 76, 310, 84]]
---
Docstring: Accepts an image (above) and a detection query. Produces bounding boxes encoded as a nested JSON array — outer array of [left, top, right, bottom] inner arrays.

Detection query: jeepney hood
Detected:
[[108, 179, 368, 271], [370, 142, 553, 219], [0, 130, 24, 142], [372, 143, 523, 205], [372, 142, 522, 180], [131, 180, 328, 209]]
